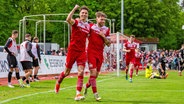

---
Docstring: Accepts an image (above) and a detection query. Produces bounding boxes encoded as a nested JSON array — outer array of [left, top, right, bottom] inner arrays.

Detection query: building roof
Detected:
[[136, 37, 159, 44], [110, 33, 159, 44]]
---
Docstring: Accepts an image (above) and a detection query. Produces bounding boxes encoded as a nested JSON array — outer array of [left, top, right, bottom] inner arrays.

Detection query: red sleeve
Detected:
[[72, 19, 78, 27], [8, 41, 12, 48], [106, 28, 110, 37]]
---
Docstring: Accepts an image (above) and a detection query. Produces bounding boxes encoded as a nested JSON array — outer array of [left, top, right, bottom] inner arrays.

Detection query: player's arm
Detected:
[[26, 42, 36, 59], [99, 31, 111, 47], [4, 39, 13, 55], [37, 44, 41, 62], [66, 5, 80, 25], [122, 44, 130, 53]]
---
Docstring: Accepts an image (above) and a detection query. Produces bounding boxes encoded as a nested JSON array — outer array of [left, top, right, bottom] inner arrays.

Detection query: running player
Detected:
[[134, 48, 142, 76], [20, 34, 36, 87], [83, 11, 110, 101], [55, 5, 90, 101], [4, 30, 23, 88], [31, 37, 41, 81], [123, 35, 138, 82]]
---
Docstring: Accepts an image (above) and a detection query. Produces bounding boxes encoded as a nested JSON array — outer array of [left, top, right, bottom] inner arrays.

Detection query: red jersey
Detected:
[[124, 41, 138, 58], [88, 24, 110, 55], [68, 19, 90, 52], [135, 51, 142, 63]]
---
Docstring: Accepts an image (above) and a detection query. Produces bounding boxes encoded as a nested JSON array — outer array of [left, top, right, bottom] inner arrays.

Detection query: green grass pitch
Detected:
[[0, 70, 184, 104]]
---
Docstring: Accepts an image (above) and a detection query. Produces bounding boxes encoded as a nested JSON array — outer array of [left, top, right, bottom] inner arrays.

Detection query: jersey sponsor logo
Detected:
[[77, 21, 90, 34], [91, 25, 108, 35]]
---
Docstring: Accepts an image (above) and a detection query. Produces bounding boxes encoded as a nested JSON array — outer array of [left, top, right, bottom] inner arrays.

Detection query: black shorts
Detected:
[[21, 61, 33, 70], [7, 54, 18, 68], [32, 59, 39, 67]]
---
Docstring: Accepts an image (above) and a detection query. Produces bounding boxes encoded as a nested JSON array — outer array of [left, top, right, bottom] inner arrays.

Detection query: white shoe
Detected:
[[8, 84, 15, 88], [34, 79, 39, 82], [74, 94, 85, 101], [25, 84, 30, 88], [94, 93, 101, 101], [18, 79, 24, 87]]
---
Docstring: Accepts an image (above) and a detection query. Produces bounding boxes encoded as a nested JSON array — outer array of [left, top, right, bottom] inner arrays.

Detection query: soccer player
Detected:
[[158, 51, 168, 79], [55, 5, 90, 101], [83, 11, 110, 101], [179, 44, 184, 76], [20, 34, 36, 87], [4, 30, 23, 88], [31, 37, 41, 81], [134, 48, 142, 76], [123, 35, 138, 82]]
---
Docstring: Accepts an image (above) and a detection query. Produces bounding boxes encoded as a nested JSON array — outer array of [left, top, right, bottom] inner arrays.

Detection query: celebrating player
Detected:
[[123, 35, 138, 82], [55, 5, 90, 101], [83, 11, 110, 101]]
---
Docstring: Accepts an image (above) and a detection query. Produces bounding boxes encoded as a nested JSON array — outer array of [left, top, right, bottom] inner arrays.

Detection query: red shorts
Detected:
[[88, 52, 103, 72], [134, 62, 141, 67], [126, 57, 135, 66], [65, 50, 86, 69]]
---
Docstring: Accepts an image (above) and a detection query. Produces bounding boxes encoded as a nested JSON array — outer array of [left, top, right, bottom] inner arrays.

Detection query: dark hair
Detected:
[[80, 6, 89, 12], [95, 11, 107, 18], [33, 36, 39, 42], [25, 34, 31, 38], [12, 30, 18, 34]]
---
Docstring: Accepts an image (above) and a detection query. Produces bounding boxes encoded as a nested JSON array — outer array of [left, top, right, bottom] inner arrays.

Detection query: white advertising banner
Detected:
[[0, 52, 90, 78]]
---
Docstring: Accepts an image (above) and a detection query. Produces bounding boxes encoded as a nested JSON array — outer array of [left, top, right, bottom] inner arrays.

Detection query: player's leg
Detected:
[[21, 61, 33, 87], [7, 55, 14, 88], [75, 52, 86, 100], [55, 50, 76, 93], [24, 69, 33, 87], [129, 63, 134, 83], [14, 56, 23, 87], [93, 57, 103, 101], [125, 58, 130, 80], [8, 68, 14, 88], [33, 59, 40, 82], [75, 65, 85, 100], [55, 67, 72, 94], [15, 67, 23, 87]]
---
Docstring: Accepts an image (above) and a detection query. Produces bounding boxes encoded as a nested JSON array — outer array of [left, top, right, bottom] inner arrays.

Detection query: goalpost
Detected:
[[19, 13, 123, 77], [18, 13, 78, 52]]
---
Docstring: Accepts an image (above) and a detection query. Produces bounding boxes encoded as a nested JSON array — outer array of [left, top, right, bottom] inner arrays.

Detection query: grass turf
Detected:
[[0, 70, 183, 104]]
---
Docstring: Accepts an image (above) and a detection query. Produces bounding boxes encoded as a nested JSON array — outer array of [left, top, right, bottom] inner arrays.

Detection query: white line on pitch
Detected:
[[0, 77, 114, 104]]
